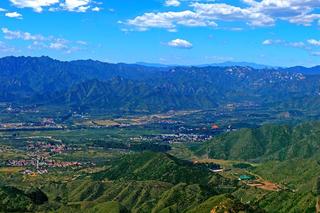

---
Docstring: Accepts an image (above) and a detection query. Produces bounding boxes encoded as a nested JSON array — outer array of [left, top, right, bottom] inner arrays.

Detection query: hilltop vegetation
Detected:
[[71, 152, 277, 212], [186, 194, 264, 213], [232, 157, 320, 212], [93, 152, 234, 187], [61, 78, 218, 112], [190, 122, 320, 212], [44, 179, 260, 213], [195, 122, 320, 161], [0, 186, 48, 212]]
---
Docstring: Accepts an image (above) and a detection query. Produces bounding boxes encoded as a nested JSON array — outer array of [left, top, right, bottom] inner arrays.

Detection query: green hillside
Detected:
[[195, 122, 320, 161], [192, 122, 320, 212], [33, 152, 245, 212], [42, 179, 258, 213], [232, 157, 320, 212], [187, 194, 264, 213], [93, 152, 235, 187], [0, 186, 48, 212]]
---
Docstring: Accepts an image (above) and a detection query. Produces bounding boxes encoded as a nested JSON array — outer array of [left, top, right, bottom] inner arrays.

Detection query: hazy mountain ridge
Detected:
[[0, 56, 320, 112]]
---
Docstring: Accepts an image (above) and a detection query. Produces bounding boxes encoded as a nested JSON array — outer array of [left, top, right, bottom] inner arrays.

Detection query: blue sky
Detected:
[[0, 0, 320, 67]]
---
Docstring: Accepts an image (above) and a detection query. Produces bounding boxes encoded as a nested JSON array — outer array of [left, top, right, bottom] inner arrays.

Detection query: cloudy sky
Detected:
[[1, 0, 320, 66]]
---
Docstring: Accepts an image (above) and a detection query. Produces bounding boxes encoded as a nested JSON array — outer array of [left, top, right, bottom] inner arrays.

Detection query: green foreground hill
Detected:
[[232, 157, 320, 212], [0, 152, 263, 213], [93, 152, 233, 187], [43, 152, 259, 213], [195, 122, 320, 161], [193, 122, 320, 212]]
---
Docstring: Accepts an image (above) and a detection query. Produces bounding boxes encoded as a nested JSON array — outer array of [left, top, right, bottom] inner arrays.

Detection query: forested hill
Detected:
[[1, 56, 320, 112], [195, 122, 320, 162]]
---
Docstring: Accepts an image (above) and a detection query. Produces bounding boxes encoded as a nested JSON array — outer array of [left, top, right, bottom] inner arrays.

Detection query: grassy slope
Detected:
[[186, 194, 264, 213], [231, 157, 320, 212], [43, 179, 260, 213], [195, 122, 320, 162], [94, 152, 220, 186], [191, 122, 320, 212], [37, 152, 244, 213]]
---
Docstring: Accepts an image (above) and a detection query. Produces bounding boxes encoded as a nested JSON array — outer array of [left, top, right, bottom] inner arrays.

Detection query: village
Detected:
[[4, 139, 91, 176], [0, 118, 64, 131], [130, 133, 214, 144]]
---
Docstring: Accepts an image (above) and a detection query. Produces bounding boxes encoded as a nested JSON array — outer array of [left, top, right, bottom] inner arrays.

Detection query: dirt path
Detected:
[[247, 179, 281, 191], [243, 170, 282, 191]]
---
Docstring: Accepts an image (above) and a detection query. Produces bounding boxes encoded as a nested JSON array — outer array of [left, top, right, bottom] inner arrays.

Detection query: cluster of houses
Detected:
[[7, 159, 34, 167], [27, 141, 66, 154], [7, 159, 82, 168], [153, 119, 182, 125], [46, 160, 81, 167], [130, 133, 213, 144], [5, 140, 86, 176], [0, 116, 64, 131], [0, 121, 63, 130]]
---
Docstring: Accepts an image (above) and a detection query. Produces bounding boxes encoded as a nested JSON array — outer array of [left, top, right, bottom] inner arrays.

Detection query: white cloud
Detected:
[[92, 6, 101, 12], [60, 0, 91, 12], [126, 0, 320, 31], [191, 3, 275, 27], [262, 38, 320, 58], [5, 12, 23, 19], [127, 10, 217, 31], [0, 41, 16, 53], [288, 41, 305, 48], [49, 43, 65, 49], [167, 38, 193, 49], [1, 27, 86, 53], [240, 0, 320, 26], [262, 39, 283, 45], [262, 39, 307, 48], [0, 8, 7, 12], [165, 0, 180, 7], [76, 40, 87, 45], [262, 39, 272, 45], [308, 39, 320, 46], [126, 2, 273, 31], [49, 39, 68, 49], [288, 14, 320, 26], [9, 0, 59, 12], [9, 0, 101, 13], [2, 28, 45, 41]]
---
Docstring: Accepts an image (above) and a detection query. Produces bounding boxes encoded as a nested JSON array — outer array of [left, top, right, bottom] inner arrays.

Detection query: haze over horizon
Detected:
[[1, 0, 320, 67]]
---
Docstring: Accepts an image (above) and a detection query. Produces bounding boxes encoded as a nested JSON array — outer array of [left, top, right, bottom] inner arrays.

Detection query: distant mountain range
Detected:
[[0, 56, 320, 113], [196, 61, 279, 69], [136, 61, 278, 69]]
